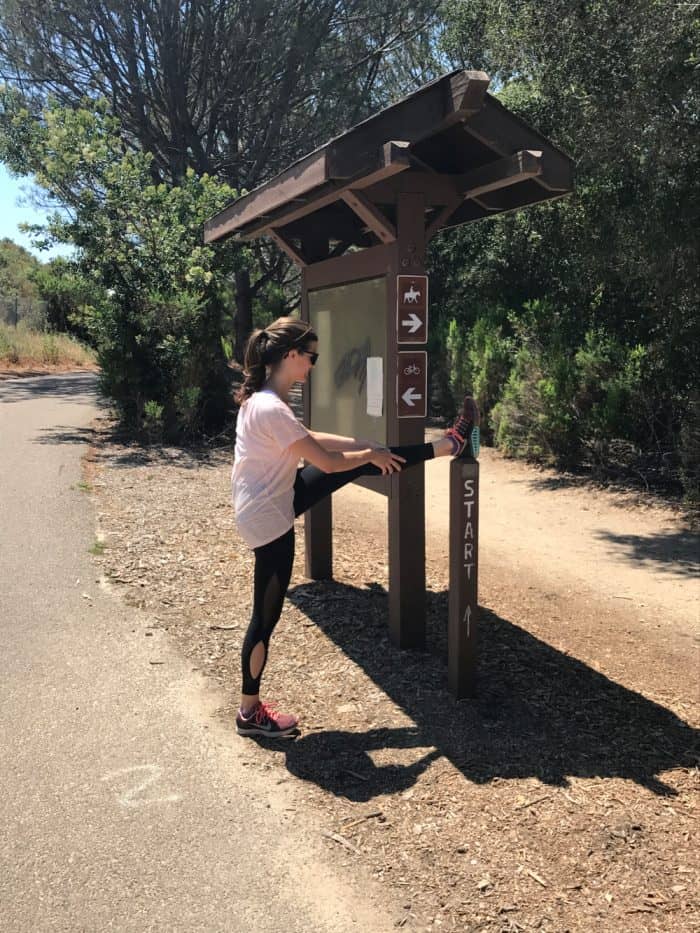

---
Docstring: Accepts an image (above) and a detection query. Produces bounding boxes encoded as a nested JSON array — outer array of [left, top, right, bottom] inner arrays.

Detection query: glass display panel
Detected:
[[308, 276, 387, 445]]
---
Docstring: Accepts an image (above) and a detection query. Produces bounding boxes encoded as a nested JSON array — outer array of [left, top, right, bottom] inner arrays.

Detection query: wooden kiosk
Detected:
[[205, 70, 574, 696]]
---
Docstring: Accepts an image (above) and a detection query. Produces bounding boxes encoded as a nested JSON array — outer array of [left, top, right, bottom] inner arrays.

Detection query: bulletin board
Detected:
[[307, 276, 387, 446]]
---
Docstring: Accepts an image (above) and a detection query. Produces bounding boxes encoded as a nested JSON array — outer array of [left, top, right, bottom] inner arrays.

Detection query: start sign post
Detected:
[[449, 446, 480, 697]]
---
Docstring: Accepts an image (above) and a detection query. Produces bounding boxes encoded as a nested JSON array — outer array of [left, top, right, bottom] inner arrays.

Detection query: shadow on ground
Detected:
[[0, 371, 99, 404], [263, 581, 700, 802], [594, 528, 699, 577], [2, 372, 233, 471]]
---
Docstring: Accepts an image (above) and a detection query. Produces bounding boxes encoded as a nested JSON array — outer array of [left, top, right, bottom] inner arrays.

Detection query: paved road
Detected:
[[0, 373, 394, 933]]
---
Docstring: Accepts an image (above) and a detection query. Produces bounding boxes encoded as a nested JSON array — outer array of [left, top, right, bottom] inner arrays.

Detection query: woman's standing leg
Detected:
[[237, 527, 299, 736]]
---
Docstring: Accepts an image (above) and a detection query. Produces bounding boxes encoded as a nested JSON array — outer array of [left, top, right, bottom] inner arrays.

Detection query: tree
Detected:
[[0, 93, 245, 436], [432, 0, 699, 496], [0, 0, 442, 356], [0, 236, 41, 297]]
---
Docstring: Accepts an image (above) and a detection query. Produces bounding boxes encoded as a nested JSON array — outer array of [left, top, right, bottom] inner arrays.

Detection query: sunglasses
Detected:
[[299, 349, 319, 365]]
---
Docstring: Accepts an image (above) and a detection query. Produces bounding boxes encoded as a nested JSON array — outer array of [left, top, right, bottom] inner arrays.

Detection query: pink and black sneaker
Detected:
[[236, 700, 299, 738], [445, 395, 480, 457]]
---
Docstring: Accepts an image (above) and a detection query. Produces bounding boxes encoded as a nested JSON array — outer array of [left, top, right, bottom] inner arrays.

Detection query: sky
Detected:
[[0, 162, 74, 260]]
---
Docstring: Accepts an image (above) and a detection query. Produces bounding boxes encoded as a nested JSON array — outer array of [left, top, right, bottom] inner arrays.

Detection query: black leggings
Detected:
[[240, 442, 435, 696]]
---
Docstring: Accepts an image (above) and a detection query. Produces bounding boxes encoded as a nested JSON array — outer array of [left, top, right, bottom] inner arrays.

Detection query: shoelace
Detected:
[[253, 701, 280, 724]]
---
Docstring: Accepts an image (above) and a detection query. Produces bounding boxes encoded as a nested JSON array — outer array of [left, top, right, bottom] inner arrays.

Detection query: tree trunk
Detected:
[[234, 268, 253, 363]]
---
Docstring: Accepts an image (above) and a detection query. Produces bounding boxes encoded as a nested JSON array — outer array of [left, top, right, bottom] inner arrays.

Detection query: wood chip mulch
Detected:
[[83, 416, 699, 933]]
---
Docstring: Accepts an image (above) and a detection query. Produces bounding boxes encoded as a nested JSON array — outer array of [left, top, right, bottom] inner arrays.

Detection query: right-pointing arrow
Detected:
[[402, 387, 423, 406], [401, 312, 422, 334]]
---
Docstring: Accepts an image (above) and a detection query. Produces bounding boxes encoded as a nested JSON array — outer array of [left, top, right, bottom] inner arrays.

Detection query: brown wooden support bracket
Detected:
[[341, 189, 396, 244], [463, 108, 572, 192], [425, 150, 545, 240], [268, 228, 308, 267]]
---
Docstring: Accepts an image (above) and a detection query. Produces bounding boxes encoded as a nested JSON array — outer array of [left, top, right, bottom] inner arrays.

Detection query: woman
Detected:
[[232, 316, 476, 737]]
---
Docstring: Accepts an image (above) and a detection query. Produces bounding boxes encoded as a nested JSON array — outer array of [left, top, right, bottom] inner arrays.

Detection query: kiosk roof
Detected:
[[204, 70, 574, 256]]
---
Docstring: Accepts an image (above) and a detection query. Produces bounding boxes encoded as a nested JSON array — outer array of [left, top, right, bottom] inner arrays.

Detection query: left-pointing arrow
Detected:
[[402, 387, 423, 406]]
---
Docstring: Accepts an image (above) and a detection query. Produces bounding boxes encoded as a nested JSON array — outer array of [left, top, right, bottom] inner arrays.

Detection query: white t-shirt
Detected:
[[231, 388, 310, 549]]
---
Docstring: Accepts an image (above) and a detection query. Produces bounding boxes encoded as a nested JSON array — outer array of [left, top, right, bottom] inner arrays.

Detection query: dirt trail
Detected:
[[336, 440, 698, 637], [87, 416, 699, 932]]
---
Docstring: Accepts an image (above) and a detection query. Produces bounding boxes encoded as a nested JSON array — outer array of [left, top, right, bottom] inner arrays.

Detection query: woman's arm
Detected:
[[308, 430, 382, 452], [288, 434, 405, 475]]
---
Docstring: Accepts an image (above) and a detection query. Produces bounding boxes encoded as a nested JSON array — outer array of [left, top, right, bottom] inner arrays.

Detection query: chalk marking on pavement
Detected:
[[101, 764, 181, 808]]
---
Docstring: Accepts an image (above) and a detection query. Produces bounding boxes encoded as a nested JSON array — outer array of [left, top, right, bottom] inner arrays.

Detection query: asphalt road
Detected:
[[0, 373, 394, 933]]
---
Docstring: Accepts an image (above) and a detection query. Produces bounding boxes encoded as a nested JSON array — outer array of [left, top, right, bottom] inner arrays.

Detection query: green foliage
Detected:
[[143, 399, 165, 444], [679, 395, 700, 505], [433, 0, 699, 497], [492, 312, 658, 476], [445, 318, 469, 406], [0, 94, 245, 438], [0, 237, 41, 298], [491, 304, 581, 467], [31, 257, 95, 337]]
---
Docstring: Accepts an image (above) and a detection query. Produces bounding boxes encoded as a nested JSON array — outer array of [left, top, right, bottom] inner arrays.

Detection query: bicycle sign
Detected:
[[397, 351, 428, 418], [397, 275, 428, 344]]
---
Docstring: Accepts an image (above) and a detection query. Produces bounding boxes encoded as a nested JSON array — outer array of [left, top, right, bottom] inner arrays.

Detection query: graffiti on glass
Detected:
[[334, 337, 371, 395]]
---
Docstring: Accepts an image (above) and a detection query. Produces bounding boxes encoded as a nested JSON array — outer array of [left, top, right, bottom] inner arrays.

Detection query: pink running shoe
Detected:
[[445, 395, 481, 456], [236, 700, 299, 738]]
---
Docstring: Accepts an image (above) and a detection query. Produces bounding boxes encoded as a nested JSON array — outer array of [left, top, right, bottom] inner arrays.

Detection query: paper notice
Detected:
[[366, 357, 383, 417]]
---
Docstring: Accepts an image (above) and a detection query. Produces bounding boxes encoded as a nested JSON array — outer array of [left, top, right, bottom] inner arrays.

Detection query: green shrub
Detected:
[[143, 399, 164, 443], [491, 339, 568, 463], [1, 99, 245, 441], [445, 318, 469, 407], [679, 394, 700, 505], [464, 316, 513, 443]]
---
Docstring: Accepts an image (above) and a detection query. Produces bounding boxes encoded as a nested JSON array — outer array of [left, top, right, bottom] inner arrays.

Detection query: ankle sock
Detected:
[[445, 432, 462, 455]]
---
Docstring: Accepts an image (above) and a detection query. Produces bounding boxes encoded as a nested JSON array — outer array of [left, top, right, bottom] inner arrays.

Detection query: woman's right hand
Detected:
[[368, 448, 406, 475]]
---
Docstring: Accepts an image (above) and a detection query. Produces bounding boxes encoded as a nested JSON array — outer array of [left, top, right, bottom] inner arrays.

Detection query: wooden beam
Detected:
[[425, 150, 544, 239], [268, 228, 308, 267], [240, 141, 411, 240], [326, 72, 489, 178], [341, 190, 396, 244], [304, 243, 392, 291], [425, 196, 464, 240], [448, 70, 491, 117], [204, 150, 328, 244], [463, 102, 573, 191], [453, 150, 543, 197]]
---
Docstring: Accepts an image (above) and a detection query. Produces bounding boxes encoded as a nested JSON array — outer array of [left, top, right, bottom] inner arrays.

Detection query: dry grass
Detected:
[[0, 321, 96, 370]]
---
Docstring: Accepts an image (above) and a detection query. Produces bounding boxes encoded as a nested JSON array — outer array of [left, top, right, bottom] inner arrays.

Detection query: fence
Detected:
[[0, 297, 49, 331]]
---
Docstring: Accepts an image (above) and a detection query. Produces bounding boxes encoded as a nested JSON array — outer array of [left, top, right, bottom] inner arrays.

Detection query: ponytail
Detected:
[[234, 329, 269, 405]]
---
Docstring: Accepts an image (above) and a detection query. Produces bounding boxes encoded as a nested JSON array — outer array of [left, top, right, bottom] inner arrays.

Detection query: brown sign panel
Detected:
[[396, 275, 428, 344], [397, 351, 427, 418]]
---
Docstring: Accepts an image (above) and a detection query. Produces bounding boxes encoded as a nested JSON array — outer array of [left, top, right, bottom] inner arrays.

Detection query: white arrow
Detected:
[[402, 387, 423, 407], [401, 312, 422, 334], [463, 603, 472, 637]]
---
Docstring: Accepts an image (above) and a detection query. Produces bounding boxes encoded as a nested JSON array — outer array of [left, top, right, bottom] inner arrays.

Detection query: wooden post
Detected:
[[448, 449, 480, 697], [388, 191, 426, 650], [301, 266, 333, 580]]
